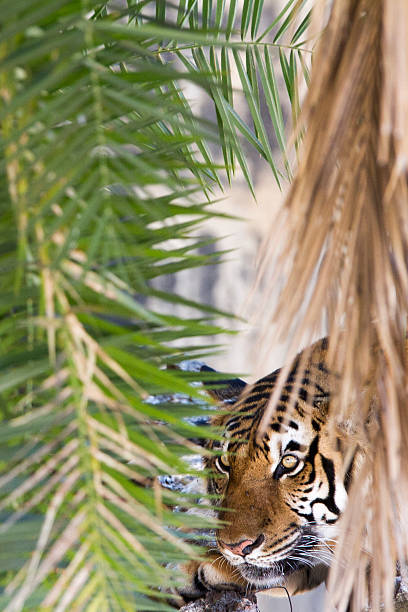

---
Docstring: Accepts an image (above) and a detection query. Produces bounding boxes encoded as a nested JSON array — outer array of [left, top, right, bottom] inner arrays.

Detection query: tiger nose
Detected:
[[223, 534, 265, 557]]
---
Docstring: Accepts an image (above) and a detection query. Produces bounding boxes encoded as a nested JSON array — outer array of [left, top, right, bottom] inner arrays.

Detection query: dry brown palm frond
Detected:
[[258, 1, 408, 610]]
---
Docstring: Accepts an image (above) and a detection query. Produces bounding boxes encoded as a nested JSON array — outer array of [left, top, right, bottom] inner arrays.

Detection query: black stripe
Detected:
[[285, 440, 301, 452], [305, 436, 319, 484], [244, 390, 272, 403], [311, 454, 340, 516], [311, 419, 321, 432], [294, 402, 306, 418], [269, 538, 298, 556], [268, 529, 298, 549], [343, 452, 356, 492]]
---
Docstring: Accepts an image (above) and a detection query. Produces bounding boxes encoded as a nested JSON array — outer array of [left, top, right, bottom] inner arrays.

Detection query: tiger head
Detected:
[[204, 339, 358, 593]]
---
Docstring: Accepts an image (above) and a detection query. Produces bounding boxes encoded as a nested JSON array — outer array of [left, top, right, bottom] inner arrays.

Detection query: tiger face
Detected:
[[205, 339, 356, 593]]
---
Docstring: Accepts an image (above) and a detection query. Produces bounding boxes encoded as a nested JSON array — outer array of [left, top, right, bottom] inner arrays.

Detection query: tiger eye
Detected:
[[215, 454, 230, 475], [281, 454, 298, 470]]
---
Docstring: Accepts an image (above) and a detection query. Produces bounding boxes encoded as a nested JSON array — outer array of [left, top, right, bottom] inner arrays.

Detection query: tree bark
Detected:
[[179, 591, 259, 612], [395, 583, 408, 611]]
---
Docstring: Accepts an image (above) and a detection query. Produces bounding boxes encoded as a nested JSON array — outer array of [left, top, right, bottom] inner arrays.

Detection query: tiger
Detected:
[[178, 337, 361, 604]]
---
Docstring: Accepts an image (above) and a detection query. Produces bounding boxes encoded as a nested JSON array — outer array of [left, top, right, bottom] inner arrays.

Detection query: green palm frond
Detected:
[[128, 0, 313, 190], [0, 3, 225, 609], [0, 1, 312, 609]]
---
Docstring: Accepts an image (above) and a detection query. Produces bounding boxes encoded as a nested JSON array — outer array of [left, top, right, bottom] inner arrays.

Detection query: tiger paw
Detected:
[[176, 554, 247, 606]]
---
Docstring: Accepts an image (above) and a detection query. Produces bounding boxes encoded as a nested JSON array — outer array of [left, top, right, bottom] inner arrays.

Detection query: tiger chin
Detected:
[[177, 338, 360, 605]]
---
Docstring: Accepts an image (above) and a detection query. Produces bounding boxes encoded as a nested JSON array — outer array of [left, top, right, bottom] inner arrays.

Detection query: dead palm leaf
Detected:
[[259, 1, 408, 610]]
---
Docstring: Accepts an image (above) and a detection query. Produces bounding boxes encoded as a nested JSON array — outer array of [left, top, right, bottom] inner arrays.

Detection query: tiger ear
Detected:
[[199, 364, 247, 404]]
